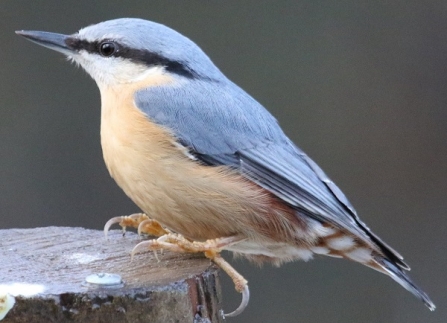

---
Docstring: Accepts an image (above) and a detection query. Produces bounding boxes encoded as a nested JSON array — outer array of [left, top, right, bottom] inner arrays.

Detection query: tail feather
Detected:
[[371, 256, 435, 311], [316, 226, 435, 310]]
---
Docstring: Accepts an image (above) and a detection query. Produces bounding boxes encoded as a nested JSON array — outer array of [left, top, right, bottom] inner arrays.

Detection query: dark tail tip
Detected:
[[378, 258, 435, 311]]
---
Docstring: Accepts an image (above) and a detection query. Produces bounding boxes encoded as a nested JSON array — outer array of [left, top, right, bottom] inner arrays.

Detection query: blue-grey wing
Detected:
[[135, 78, 407, 268]]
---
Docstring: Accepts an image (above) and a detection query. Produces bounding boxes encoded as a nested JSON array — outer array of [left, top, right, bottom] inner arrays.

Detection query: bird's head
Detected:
[[16, 18, 222, 87]]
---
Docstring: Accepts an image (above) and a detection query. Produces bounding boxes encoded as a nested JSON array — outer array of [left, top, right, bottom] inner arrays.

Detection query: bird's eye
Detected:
[[99, 41, 117, 57]]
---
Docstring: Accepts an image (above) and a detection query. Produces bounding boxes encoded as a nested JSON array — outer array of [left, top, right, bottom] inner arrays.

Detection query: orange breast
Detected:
[[98, 75, 303, 243]]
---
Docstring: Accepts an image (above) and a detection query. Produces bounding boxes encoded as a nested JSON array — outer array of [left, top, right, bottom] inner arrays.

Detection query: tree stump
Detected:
[[0, 227, 224, 323]]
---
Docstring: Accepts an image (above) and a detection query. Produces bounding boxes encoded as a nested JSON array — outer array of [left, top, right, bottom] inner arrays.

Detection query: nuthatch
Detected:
[[16, 18, 435, 317]]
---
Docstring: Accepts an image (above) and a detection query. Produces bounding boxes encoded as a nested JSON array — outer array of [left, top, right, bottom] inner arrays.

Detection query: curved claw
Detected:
[[130, 240, 153, 261], [137, 221, 145, 236], [224, 285, 250, 318], [104, 213, 149, 239], [103, 216, 124, 239]]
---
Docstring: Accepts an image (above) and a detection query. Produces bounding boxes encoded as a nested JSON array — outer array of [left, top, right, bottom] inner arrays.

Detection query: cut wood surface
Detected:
[[0, 227, 223, 323]]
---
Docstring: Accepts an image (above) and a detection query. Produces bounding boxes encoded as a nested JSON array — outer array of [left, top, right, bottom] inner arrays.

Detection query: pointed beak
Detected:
[[16, 30, 74, 56]]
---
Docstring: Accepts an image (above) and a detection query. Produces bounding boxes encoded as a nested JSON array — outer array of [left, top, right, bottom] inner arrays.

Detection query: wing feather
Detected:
[[135, 78, 407, 268]]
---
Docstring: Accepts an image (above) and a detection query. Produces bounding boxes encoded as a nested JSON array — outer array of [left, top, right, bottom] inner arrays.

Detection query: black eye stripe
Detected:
[[65, 37, 98, 53], [64, 36, 198, 79]]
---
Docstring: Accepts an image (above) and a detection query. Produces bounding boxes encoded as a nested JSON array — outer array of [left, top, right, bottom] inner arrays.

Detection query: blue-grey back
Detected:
[[135, 79, 364, 234], [132, 31, 407, 268], [136, 78, 287, 154]]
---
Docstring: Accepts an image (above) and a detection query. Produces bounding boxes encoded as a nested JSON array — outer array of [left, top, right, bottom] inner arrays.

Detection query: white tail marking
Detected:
[[344, 247, 372, 263], [327, 236, 355, 250], [311, 246, 330, 255]]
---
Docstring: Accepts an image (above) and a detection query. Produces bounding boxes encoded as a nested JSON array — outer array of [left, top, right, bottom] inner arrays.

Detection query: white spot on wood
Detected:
[[0, 293, 15, 320], [327, 236, 355, 250], [0, 283, 45, 297], [65, 253, 102, 264]]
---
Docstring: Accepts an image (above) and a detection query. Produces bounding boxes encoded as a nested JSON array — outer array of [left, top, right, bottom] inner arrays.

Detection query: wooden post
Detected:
[[0, 227, 224, 323]]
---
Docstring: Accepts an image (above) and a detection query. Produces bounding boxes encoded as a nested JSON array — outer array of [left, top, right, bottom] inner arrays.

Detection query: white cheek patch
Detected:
[[326, 235, 355, 250], [72, 52, 165, 86], [128, 65, 165, 82]]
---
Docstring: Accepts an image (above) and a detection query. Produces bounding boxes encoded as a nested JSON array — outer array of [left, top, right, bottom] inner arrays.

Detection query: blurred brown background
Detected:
[[1, 1, 446, 322]]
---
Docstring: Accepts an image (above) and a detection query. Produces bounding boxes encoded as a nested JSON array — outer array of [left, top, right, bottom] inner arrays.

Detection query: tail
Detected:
[[369, 256, 435, 311], [313, 224, 435, 310]]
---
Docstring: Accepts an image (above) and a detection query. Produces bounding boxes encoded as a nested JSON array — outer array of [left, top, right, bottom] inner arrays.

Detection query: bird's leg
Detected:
[[104, 213, 170, 238], [132, 234, 249, 317], [106, 216, 249, 317], [204, 250, 250, 317]]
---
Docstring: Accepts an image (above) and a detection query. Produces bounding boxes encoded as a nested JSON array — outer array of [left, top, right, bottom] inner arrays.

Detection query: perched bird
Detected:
[[16, 18, 435, 317]]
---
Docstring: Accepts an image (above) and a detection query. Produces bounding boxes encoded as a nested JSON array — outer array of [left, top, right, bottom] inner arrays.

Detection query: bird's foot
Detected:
[[132, 233, 249, 317], [104, 213, 170, 238]]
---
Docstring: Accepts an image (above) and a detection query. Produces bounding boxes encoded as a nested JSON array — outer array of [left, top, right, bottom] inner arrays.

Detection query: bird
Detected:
[[16, 18, 435, 317]]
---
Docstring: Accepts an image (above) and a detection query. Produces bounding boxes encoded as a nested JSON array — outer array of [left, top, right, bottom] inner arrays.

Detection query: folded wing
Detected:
[[135, 78, 407, 269]]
